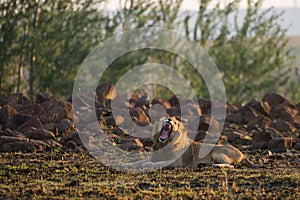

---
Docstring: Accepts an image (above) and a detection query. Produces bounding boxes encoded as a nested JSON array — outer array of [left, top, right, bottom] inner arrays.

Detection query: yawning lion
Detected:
[[122, 117, 261, 170]]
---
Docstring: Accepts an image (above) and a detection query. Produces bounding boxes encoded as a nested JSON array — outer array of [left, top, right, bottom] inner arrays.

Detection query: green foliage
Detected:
[[0, 0, 297, 102], [185, 0, 295, 102], [0, 0, 116, 98]]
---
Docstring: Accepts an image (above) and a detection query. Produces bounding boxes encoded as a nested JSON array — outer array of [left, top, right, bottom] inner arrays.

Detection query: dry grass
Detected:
[[0, 150, 299, 199]]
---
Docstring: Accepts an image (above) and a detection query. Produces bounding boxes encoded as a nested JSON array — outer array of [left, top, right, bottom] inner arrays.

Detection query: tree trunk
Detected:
[[28, 0, 41, 98]]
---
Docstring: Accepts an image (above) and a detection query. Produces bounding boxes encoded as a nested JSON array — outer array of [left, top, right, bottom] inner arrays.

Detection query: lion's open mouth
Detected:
[[159, 121, 172, 142]]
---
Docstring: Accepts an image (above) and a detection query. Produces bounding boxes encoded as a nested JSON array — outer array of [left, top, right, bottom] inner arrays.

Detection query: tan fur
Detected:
[[150, 117, 261, 168], [122, 117, 261, 170]]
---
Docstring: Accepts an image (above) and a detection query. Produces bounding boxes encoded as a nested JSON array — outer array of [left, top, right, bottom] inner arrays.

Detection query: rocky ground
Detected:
[[1, 83, 300, 154], [0, 83, 300, 198]]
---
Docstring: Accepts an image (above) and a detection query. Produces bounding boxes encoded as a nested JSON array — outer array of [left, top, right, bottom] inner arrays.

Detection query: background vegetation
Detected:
[[1, 0, 299, 102]]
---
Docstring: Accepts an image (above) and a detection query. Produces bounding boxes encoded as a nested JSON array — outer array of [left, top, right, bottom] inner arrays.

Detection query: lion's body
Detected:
[[122, 117, 261, 170]]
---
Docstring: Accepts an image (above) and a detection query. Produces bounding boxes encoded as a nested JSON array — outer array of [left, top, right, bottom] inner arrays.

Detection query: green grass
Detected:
[[0, 151, 299, 199]]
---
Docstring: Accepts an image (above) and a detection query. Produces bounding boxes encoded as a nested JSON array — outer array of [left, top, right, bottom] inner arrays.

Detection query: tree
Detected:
[[0, 0, 295, 103], [185, 0, 294, 102]]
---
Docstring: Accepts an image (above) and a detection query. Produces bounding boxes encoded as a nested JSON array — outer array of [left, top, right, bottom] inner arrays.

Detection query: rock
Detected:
[[293, 143, 300, 151], [40, 100, 72, 123], [267, 137, 294, 152], [197, 98, 211, 115], [149, 104, 167, 122], [129, 92, 140, 105], [0, 135, 29, 146], [0, 93, 31, 106], [63, 140, 81, 152], [75, 107, 97, 125], [35, 92, 55, 103], [72, 95, 93, 108], [44, 139, 63, 149], [262, 93, 294, 108], [197, 115, 219, 132], [103, 115, 124, 128], [181, 103, 202, 118], [242, 107, 259, 124], [270, 119, 295, 132], [151, 98, 172, 109], [112, 126, 128, 136], [252, 141, 267, 150], [226, 103, 240, 115], [16, 93, 31, 105], [209, 100, 229, 120], [191, 130, 207, 142], [251, 128, 284, 151], [252, 128, 283, 143], [0, 94, 18, 106], [271, 104, 298, 118], [247, 115, 271, 130], [0, 129, 25, 138], [245, 98, 271, 117], [96, 83, 116, 106], [118, 138, 144, 151], [43, 123, 58, 136], [242, 107, 271, 130], [129, 107, 150, 124], [269, 104, 300, 128], [169, 94, 184, 107], [135, 95, 150, 110], [296, 102, 300, 113], [139, 137, 153, 147], [23, 128, 56, 141], [6, 114, 31, 130], [191, 131, 220, 144], [0, 104, 18, 128], [107, 133, 145, 151], [57, 118, 75, 135], [17, 116, 43, 132], [226, 112, 243, 124], [0, 141, 44, 153], [227, 131, 252, 145], [166, 107, 181, 118], [111, 94, 131, 109], [18, 103, 45, 117], [0, 135, 48, 152], [68, 132, 93, 147]]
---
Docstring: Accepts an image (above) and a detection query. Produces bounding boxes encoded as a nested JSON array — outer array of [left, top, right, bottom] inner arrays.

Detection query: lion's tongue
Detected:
[[160, 130, 169, 140]]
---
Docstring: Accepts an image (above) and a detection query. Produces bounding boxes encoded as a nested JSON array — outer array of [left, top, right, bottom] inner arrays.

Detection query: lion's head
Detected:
[[152, 117, 183, 144]]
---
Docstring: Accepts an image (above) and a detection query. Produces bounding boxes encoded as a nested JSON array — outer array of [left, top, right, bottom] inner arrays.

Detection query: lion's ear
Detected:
[[175, 116, 182, 121], [175, 116, 186, 123]]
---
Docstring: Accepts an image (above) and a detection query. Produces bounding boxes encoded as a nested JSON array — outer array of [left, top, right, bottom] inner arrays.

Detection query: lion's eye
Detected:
[[166, 118, 174, 125]]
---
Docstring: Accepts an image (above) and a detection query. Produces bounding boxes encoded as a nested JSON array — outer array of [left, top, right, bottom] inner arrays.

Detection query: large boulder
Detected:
[[267, 137, 294, 153], [151, 98, 172, 109], [0, 93, 31, 106], [262, 93, 294, 108], [96, 83, 116, 107], [35, 92, 55, 103], [227, 131, 252, 145], [17, 116, 43, 132], [244, 98, 271, 117], [0, 136, 47, 152], [23, 128, 56, 141], [270, 119, 295, 133], [0, 104, 17, 128], [6, 114, 32, 130], [251, 128, 282, 150], [1, 141, 45, 153], [39, 100, 72, 124], [129, 107, 150, 124]]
